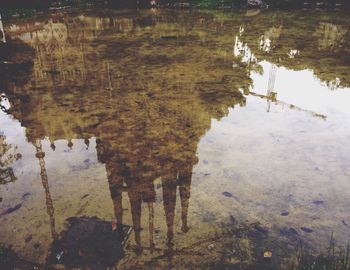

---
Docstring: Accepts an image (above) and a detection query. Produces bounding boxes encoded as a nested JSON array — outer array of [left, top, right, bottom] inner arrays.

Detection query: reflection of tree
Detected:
[[315, 23, 347, 51], [0, 134, 21, 184], [5, 10, 249, 255], [239, 10, 350, 88], [4, 9, 348, 258], [35, 140, 58, 241]]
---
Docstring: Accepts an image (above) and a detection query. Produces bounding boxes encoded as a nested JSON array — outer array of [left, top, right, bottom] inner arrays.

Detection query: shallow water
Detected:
[[0, 8, 350, 269]]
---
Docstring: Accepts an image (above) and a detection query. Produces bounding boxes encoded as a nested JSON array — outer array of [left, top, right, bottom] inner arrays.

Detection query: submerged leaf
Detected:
[[264, 250, 272, 258]]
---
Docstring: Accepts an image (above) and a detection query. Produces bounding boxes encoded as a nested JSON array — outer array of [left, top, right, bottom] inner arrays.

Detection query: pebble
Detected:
[[222, 192, 233, 197], [301, 227, 313, 233], [207, 243, 215, 250], [289, 228, 298, 234], [25, 235, 32, 243], [280, 227, 299, 240], [255, 224, 268, 234], [81, 194, 89, 199], [312, 200, 324, 205], [281, 211, 289, 216], [161, 36, 178, 40], [22, 193, 31, 200], [263, 250, 273, 258], [0, 203, 22, 217], [229, 215, 237, 224]]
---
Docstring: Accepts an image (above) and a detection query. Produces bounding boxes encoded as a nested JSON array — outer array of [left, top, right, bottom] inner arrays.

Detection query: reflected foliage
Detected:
[[0, 135, 21, 184], [1, 0, 350, 12], [0, 39, 34, 90], [238, 10, 350, 88], [3, 9, 248, 254]]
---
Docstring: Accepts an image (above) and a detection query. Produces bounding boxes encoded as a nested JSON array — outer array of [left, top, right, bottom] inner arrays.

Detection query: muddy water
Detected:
[[0, 8, 350, 269]]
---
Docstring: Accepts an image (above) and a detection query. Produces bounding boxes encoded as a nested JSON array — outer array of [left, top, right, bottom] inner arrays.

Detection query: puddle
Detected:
[[0, 7, 350, 269]]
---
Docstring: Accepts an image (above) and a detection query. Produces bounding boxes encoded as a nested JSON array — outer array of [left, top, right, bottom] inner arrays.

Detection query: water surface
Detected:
[[0, 8, 350, 269]]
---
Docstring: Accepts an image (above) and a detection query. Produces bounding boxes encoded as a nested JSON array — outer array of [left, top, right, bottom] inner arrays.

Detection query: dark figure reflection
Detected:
[[162, 167, 192, 249], [104, 155, 194, 254]]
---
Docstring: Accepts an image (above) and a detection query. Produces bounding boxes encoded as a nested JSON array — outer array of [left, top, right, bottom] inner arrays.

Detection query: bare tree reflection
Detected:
[[34, 139, 58, 241]]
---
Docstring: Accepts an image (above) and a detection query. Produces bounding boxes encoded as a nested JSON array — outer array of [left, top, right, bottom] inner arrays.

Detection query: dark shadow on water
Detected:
[[47, 216, 132, 270]]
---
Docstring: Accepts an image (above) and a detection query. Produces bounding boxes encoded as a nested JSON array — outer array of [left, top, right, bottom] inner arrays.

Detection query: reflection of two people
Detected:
[[106, 162, 193, 254]]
